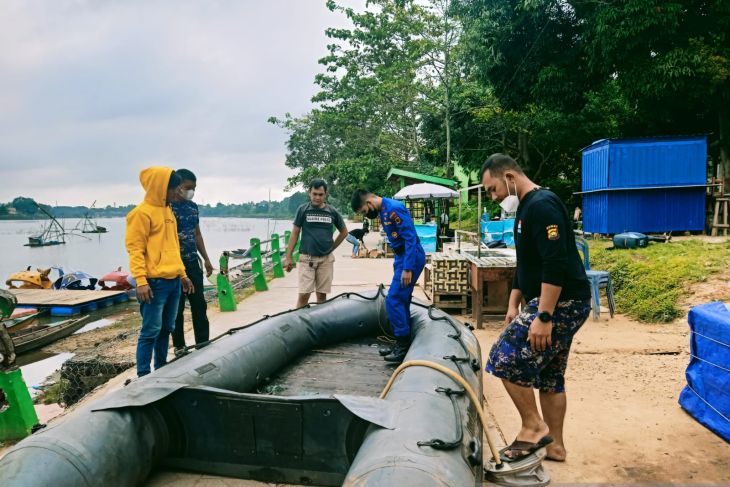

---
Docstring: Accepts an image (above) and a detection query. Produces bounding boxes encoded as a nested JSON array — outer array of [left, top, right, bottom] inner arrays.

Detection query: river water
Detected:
[[1, 216, 290, 393], [0, 216, 291, 286]]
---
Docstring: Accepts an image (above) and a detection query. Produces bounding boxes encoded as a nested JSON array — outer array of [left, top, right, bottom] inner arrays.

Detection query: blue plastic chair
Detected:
[[575, 236, 615, 320]]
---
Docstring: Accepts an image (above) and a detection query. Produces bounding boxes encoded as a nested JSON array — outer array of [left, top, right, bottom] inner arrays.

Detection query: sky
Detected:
[[0, 0, 363, 207]]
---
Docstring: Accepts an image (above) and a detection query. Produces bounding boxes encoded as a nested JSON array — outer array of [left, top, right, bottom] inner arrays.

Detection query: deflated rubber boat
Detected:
[[0, 288, 487, 486]]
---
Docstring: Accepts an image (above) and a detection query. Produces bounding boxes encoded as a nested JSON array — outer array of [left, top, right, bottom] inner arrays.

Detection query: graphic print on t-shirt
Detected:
[[306, 214, 334, 224]]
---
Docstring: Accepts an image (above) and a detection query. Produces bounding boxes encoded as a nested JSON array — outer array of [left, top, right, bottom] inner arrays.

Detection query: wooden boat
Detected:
[[3, 311, 43, 331], [25, 205, 68, 247], [0, 290, 488, 487], [10, 316, 88, 354]]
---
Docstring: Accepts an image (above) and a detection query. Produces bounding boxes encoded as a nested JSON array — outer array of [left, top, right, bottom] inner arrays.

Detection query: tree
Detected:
[[11, 197, 39, 215]]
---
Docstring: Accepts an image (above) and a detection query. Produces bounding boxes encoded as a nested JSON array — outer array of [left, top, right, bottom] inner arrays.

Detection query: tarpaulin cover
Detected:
[[678, 302, 730, 442]]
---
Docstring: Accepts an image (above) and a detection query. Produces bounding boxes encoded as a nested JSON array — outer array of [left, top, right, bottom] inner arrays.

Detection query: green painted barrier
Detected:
[[270, 234, 285, 278], [216, 252, 237, 312], [250, 238, 268, 292], [0, 368, 39, 441]]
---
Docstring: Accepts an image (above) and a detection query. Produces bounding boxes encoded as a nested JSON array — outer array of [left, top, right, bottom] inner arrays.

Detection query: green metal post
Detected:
[[270, 234, 285, 278], [293, 233, 301, 263], [0, 368, 39, 441], [250, 238, 269, 292], [216, 252, 237, 312]]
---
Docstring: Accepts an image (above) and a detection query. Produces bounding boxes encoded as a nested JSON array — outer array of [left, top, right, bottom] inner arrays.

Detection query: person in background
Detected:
[[346, 227, 369, 258], [284, 179, 348, 308], [362, 217, 370, 233], [171, 169, 213, 357], [126, 167, 193, 377], [351, 189, 426, 363]]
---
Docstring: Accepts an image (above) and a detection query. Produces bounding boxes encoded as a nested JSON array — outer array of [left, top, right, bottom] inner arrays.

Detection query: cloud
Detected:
[[0, 0, 363, 206]]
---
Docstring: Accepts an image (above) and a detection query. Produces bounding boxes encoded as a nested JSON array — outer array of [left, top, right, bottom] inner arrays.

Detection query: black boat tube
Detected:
[[0, 291, 387, 487]]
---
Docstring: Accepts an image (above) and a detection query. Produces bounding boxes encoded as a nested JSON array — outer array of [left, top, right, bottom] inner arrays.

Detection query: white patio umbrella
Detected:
[[393, 182, 459, 200]]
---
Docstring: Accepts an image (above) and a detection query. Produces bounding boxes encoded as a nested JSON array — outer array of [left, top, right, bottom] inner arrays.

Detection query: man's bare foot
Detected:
[[545, 443, 566, 462]]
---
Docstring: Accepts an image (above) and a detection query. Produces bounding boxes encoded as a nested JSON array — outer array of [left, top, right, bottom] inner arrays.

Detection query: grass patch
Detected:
[[588, 239, 730, 323]]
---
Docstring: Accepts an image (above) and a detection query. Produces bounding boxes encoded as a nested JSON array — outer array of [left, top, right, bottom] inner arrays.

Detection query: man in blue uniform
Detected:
[[351, 189, 426, 363]]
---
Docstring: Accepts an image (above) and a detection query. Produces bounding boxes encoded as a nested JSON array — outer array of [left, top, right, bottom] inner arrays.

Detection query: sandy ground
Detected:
[[3, 231, 730, 485]]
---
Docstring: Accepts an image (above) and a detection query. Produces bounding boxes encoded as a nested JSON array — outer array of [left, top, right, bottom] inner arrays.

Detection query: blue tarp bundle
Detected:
[[678, 302, 730, 443], [480, 218, 515, 247], [414, 223, 437, 253]]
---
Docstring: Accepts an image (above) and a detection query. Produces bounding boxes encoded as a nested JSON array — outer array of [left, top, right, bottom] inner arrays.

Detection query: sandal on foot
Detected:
[[499, 435, 554, 463]]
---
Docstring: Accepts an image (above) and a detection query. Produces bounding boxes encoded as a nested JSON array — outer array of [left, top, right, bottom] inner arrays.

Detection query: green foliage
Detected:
[[589, 240, 730, 323]]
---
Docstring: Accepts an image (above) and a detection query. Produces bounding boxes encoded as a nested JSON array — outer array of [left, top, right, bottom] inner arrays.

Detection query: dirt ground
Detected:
[[473, 261, 730, 484]]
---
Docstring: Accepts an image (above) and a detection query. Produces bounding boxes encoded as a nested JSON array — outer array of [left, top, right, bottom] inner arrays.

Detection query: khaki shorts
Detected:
[[298, 253, 335, 294]]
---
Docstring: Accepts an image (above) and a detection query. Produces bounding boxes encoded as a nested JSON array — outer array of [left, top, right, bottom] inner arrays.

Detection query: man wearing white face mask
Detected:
[[171, 169, 213, 357], [480, 153, 591, 464]]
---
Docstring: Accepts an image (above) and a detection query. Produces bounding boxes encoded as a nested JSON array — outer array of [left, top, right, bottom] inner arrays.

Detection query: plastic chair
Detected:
[[575, 236, 615, 320]]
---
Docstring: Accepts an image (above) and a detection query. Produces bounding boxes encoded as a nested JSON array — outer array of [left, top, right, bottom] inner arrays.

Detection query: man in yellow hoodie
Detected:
[[126, 167, 193, 377]]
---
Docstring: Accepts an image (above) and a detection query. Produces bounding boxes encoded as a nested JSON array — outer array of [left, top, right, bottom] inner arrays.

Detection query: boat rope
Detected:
[[380, 359, 503, 468]]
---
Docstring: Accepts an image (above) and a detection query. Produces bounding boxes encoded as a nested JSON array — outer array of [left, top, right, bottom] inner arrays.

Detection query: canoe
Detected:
[[10, 316, 88, 354], [3, 311, 43, 330], [0, 289, 484, 487]]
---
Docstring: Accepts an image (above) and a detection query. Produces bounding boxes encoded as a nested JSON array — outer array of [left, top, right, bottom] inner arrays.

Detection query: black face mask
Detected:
[[366, 207, 379, 219]]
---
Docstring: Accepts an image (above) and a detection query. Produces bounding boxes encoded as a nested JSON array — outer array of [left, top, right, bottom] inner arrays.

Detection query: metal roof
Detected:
[[386, 168, 457, 187]]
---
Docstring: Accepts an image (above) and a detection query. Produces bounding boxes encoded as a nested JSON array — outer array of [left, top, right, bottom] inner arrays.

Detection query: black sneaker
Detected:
[[383, 336, 411, 363], [174, 347, 187, 358]]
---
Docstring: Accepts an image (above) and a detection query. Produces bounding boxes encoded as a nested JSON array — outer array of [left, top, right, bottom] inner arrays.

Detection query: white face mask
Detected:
[[499, 179, 519, 214], [183, 189, 195, 201]]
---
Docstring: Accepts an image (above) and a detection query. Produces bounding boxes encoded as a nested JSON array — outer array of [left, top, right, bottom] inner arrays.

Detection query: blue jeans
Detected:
[[346, 234, 360, 256], [136, 277, 181, 377]]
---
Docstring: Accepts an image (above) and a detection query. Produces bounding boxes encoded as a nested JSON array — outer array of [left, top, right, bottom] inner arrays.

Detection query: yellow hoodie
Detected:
[[125, 167, 187, 287]]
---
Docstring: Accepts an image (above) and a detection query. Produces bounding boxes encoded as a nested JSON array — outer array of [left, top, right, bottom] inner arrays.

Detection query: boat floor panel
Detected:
[[263, 336, 393, 397]]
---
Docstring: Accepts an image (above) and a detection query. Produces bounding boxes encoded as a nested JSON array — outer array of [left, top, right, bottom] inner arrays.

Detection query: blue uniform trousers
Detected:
[[386, 249, 426, 337]]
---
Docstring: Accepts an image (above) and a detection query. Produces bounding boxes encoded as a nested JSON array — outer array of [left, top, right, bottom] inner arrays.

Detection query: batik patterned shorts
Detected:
[[486, 298, 591, 393]]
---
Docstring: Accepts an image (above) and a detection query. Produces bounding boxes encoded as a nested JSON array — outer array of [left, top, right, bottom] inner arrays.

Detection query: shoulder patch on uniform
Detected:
[[391, 231, 398, 239], [546, 224, 559, 240]]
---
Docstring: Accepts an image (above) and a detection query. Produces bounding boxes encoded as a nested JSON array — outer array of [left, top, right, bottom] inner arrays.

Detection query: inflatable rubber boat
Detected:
[[0, 288, 486, 486]]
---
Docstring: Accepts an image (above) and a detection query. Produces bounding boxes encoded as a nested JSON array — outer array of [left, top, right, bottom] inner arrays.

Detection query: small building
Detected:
[[579, 136, 707, 234]]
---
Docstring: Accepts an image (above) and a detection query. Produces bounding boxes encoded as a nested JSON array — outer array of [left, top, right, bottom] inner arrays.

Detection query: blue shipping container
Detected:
[[581, 136, 707, 191], [582, 187, 706, 234]]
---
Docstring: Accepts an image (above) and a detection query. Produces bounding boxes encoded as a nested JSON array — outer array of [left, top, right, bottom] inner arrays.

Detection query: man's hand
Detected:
[[504, 305, 519, 327], [182, 277, 194, 295], [204, 259, 214, 277], [528, 318, 553, 352], [284, 257, 294, 272], [400, 270, 413, 287], [137, 284, 153, 304]]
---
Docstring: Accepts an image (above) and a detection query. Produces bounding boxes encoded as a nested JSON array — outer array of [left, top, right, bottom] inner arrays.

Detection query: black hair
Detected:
[[167, 171, 182, 189], [351, 189, 371, 212], [176, 168, 196, 182], [308, 179, 328, 192], [479, 153, 524, 181]]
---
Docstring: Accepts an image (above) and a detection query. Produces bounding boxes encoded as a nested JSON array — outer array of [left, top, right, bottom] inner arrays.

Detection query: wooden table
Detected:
[[464, 253, 516, 329]]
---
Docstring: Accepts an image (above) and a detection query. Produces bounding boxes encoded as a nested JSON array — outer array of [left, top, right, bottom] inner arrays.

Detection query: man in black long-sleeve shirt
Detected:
[[480, 153, 591, 463]]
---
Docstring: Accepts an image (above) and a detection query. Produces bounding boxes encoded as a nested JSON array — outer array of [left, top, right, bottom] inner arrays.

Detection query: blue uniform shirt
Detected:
[[171, 200, 199, 263], [380, 197, 424, 271]]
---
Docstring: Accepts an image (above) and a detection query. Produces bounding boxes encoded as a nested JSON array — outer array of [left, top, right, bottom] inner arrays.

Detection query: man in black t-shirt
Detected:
[[285, 179, 348, 308], [480, 154, 591, 464], [346, 228, 369, 258]]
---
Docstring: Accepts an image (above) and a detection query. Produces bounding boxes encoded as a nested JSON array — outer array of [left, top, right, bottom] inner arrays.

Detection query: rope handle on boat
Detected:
[[380, 359, 502, 467]]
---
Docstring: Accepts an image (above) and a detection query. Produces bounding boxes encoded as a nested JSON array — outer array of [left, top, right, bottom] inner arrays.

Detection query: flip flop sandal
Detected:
[[499, 435, 554, 463]]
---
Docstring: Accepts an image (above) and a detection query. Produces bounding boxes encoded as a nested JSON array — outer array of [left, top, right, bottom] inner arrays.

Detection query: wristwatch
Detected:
[[538, 311, 553, 322]]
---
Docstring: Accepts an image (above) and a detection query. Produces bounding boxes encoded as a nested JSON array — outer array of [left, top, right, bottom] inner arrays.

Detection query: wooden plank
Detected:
[[9, 289, 126, 307]]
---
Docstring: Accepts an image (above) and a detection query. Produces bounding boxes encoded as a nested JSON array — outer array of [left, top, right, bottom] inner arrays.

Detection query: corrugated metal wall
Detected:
[[581, 140, 610, 191], [608, 137, 707, 188], [583, 188, 706, 234], [581, 136, 707, 233]]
